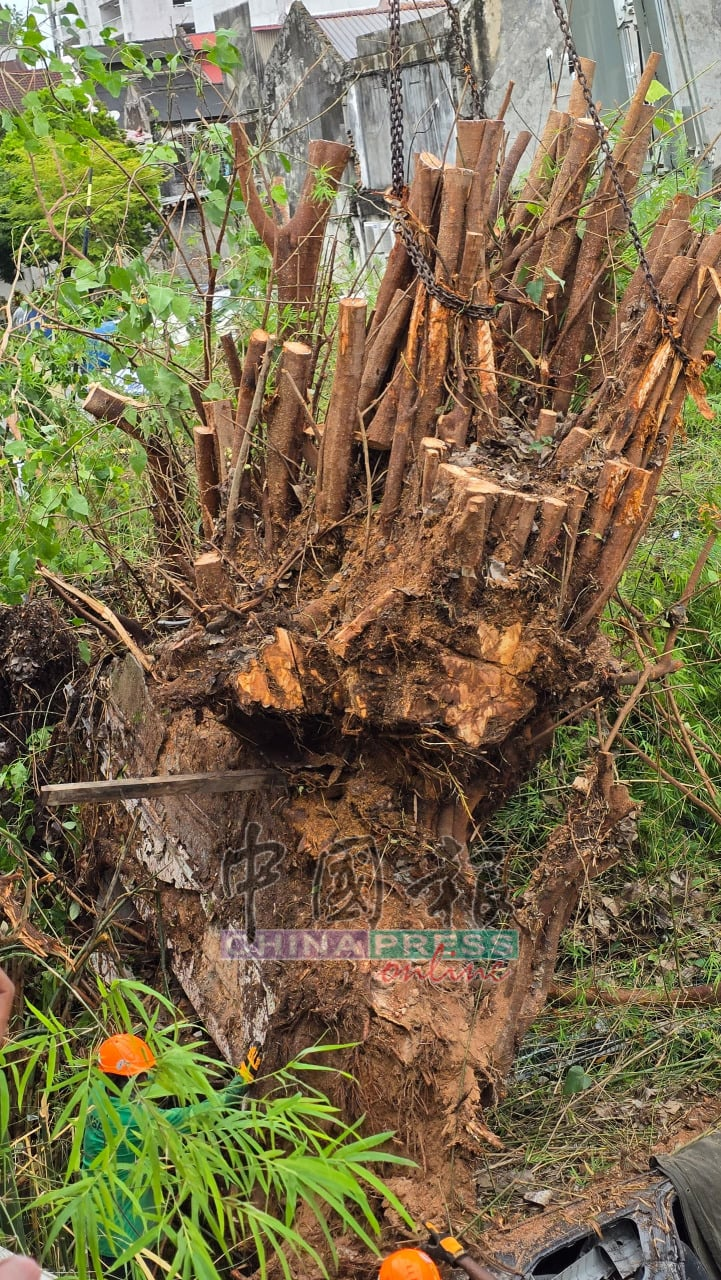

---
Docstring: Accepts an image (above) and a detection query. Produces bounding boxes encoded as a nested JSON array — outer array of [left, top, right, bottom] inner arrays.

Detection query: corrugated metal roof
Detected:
[[316, 3, 444, 61], [253, 27, 281, 66]]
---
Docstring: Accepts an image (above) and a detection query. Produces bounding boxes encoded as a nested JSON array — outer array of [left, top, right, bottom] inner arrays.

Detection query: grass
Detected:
[[476, 1000, 721, 1223]]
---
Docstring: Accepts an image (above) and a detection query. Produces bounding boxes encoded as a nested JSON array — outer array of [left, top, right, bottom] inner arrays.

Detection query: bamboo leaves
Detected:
[[0, 977, 413, 1279]]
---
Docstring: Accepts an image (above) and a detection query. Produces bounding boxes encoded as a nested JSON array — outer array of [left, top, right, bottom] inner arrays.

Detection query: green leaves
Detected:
[[202, 30, 244, 74], [0, 90, 162, 275], [66, 487, 90, 518], [0, 979, 411, 1280], [563, 1064, 593, 1095], [646, 79, 671, 103], [146, 284, 177, 319], [544, 265, 565, 289], [525, 278, 545, 305]]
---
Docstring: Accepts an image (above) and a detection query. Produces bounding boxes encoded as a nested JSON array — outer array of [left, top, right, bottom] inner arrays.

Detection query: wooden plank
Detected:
[[39, 770, 285, 807]]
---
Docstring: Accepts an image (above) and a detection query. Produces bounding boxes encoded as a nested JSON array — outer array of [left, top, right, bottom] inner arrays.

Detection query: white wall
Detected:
[[75, 0, 215, 41], [123, 0, 175, 39], [296, 0, 377, 12], [194, 0, 218, 29], [76, 0, 294, 39]]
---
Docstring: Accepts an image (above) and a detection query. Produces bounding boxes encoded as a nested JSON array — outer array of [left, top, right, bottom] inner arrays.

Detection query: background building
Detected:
[[74, 0, 234, 41], [472, 0, 719, 185], [74, 0, 376, 39]]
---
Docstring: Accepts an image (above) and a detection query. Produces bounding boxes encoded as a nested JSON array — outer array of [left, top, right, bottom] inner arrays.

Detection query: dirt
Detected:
[[474, 1093, 721, 1261], [0, 599, 78, 765]]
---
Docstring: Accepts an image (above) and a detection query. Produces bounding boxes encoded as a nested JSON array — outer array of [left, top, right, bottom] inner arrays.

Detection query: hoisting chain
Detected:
[[388, 0, 405, 200], [549, 0, 689, 366], [387, 197, 497, 318], [441, 0, 483, 120], [386, 0, 496, 319]]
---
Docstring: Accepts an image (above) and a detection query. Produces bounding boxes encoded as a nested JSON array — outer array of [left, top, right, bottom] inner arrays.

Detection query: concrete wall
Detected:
[[123, 0, 174, 40], [260, 2, 348, 205], [461, 0, 572, 142], [658, 0, 721, 171], [217, 4, 263, 118], [461, 0, 720, 178]]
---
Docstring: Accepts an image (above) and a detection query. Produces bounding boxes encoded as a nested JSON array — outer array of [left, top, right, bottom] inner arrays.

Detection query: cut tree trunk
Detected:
[[64, 64, 721, 1239], [231, 123, 350, 335], [83, 383, 189, 564]]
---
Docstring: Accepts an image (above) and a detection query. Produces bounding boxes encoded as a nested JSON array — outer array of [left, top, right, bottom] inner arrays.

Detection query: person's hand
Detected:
[[0, 1256, 41, 1279], [0, 966, 15, 1044]]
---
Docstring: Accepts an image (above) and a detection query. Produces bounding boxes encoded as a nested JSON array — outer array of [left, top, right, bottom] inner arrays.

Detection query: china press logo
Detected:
[[218, 823, 518, 985]]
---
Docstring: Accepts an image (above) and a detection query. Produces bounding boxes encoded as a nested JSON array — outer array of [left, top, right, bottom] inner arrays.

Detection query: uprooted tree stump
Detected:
[[74, 57, 721, 1224]]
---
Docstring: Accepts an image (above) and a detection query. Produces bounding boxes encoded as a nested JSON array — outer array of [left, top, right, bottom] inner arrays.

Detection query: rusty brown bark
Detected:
[[378, 287, 426, 525], [194, 550, 230, 605], [509, 118, 599, 366], [414, 167, 474, 444], [365, 371, 401, 450], [232, 123, 350, 332], [507, 110, 571, 239], [232, 328, 270, 467], [550, 84, 659, 410], [369, 153, 442, 337], [265, 340, 313, 534], [567, 57, 596, 116], [316, 298, 367, 523], [205, 400, 234, 483], [220, 332, 244, 395], [83, 383, 188, 562], [193, 425, 221, 540], [488, 130, 532, 226], [358, 285, 415, 419]]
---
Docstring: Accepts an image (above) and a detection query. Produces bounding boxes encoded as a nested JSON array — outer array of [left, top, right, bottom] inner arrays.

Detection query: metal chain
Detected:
[[386, 0, 495, 318], [388, 0, 405, 199], [549, 0, 689, 366], [441, 0, 483, 120], [387, 195, 497, 318]]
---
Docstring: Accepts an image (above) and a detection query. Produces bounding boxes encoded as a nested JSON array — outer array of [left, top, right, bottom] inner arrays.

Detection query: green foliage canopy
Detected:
[[0, 94, 162, 277]]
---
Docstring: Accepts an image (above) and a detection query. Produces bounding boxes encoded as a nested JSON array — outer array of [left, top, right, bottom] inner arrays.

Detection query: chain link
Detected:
[[549, 0, 689, 366], [388, 0, 405, 199], [441, 0, 483, 120], [386, 0, 495, 317], [387, 195, 497, 318]]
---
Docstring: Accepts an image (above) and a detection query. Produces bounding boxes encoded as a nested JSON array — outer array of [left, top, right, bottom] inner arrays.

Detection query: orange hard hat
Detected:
[[97, 1034, 156, 1077], [379, 1251, 442, 1280]]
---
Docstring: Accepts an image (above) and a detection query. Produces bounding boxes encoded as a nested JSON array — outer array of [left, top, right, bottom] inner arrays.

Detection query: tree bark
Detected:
[[69, 85, 721, 1237], [265, 340, 313, 535], [316, 298, 367, 523], [83, 383, 189, 563], [194, 424, 221, 540], [231, 123, 350, 334]]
